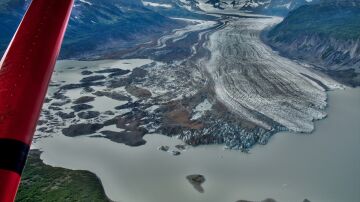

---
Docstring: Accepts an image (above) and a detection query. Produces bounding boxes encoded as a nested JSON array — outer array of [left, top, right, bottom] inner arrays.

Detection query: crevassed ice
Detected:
[[205, 17, 341, 132]]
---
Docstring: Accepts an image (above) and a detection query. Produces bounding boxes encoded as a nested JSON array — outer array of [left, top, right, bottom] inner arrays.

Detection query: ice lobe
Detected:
[[204, 17, 340, 133]]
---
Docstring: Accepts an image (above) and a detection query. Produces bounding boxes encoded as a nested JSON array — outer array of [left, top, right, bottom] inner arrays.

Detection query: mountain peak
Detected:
[[319, 0, 360, 6]]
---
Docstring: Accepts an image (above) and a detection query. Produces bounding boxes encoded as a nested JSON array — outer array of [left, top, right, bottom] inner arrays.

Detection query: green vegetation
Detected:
[[16, 150, 110, 202], [268, 4, 360, 42]]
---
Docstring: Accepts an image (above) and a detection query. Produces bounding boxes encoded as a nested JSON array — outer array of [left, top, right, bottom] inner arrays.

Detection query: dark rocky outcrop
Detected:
[[81, 70, 93, 75], [48, 106, 62, 111], [50, 100, 71, 106], [37, 120, 48, 126], [125, 86, 152, 99], [73, 96, 96, 104], [52, 91, 68, 100], [175, 144, 186, 150], [129, 68, 148, 79], [61, 84, 83, 90], [203, 0, 317, 15], [77, 111, 100, 119], [83, 87, 95, 93], [44, 98, 52, 103], [93, 91, 130, 101], [80, 75, 106, 83], [71, 104, 94, 112], [103, 111, 115, 116], [62, 123, 104, 137], [56, 111, 76, 119], [186, 175, 205, 193], [100, 130, 146, 146], [158, 145, 170, 152], [107, 78, 131, 88], [61, 82, 105, 90], [115, 102, 140, 110], [95, 68, 130, 75]]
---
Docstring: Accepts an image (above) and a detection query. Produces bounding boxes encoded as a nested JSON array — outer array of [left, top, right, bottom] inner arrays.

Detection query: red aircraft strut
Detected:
[[0, 0, 74, 201]]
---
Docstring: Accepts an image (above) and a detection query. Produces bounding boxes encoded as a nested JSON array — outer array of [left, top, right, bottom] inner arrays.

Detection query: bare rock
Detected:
[[44, 98, 52, 103], [125, 86, 152, 99], [80, 75, 106, 83], [77, 111, 100, 119], [71, 104, 93, 112], [107, 78, 131, 88], [95, 68, 130, 75], [60, 83, 83, 90], [81, 70, 93, 75], [93, 91, 130, 101], [83, 87, 95, 93], [62, 123, 104, 137], [56, 111, 76, 119], [158, 145, 170, 152], [37, 120, 48, 126], [104, 111, 115, 115], [129, 68, 147, 79], [48, 106, 62, 111], [175, 144, 186, 150], [186, 175, 205, 193], [114, 102, 139, 110], [73, 96, 96, 104], [100, 130, 146, 146], [50, 99, 71, 106]]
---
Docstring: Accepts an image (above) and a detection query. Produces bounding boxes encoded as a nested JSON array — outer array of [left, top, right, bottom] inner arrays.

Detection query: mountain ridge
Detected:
[[197, 0, 319, 15], [0, 0, 186, 59], [265, 2, 360, 86]]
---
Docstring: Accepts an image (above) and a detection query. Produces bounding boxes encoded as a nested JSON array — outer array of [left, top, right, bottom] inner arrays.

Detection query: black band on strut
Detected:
[[0, 138, 30, 175]]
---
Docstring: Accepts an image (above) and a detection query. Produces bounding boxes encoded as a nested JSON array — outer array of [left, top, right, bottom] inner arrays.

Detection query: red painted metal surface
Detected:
[[0, 0, 74, 201], [0, 170, 21, 201]]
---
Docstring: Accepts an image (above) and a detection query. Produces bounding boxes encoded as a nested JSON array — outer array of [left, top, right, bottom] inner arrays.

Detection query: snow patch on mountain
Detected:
[[142, 1, 173, 8], [195, 0, 314, 13], [79, 0, 92, 6]]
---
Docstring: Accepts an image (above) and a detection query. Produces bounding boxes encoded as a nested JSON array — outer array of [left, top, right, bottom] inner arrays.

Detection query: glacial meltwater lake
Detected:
[[34, 88, 360, 202]]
